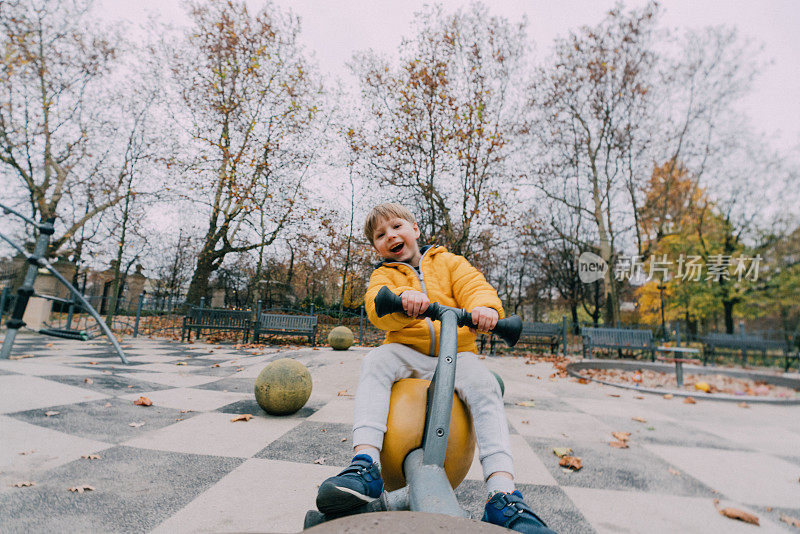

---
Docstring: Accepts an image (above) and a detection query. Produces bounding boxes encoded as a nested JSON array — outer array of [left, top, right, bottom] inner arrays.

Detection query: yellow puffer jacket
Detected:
[[364, 245, 505, 356]]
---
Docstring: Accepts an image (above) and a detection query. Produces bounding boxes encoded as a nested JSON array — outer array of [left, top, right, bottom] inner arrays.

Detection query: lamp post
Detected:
[[657, 282, 667, 341]]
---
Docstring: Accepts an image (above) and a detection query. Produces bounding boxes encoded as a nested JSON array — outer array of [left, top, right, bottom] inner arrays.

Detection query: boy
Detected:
[[316, 203, 555, 534]]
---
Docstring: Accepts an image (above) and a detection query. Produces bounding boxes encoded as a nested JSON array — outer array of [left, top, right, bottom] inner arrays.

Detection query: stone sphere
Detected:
[[328, 326, 354, 350], [380, 378, 475, 491], [254, 358, 312, 415]]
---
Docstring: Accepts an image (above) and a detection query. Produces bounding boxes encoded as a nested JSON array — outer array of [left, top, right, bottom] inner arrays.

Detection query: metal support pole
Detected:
[[403, 448, 466, 518], [66, 291, 75, 330], [0, 286, 9, 327], [421, 309, 458, 467], [1, 218, 53, 360], [562, 315, 568, 357], [133, 293, 144, 338], [359, 305, 365, 345]]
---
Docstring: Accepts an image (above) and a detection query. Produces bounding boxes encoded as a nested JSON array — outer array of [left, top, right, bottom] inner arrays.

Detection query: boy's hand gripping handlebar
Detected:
[[373, 285, 523, 347]]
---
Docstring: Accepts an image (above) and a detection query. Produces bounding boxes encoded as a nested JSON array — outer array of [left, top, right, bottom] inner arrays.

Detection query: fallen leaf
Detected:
[[608, 394, 621, 397], [612, 432, 631, 442], [313, 457, 325, 464], [18, 450, 35, 455], [81, 454, 100, 460], [235, 367, 244, 372], [133, 397, 153, 407], [632, 417, 647, 423], [668, 468, 681, 476], [713, 500, 759, 525], [553, 447, 573, 458], [559, 456, 582, 470], [663, 394, 674, 400], [128, 421, 145, 428], [320, 428, 327, 432], [101, 370, 112, 375], [610, 440, 629, 448], [12, 481, 35, 487], [647, 426, 655, 431], [780, 514, 800, 528], [175, 362, 187, 366], [104, 402, 112, 407], [46, 343, 54, 348], [634, 395, 644, 400], [45, 411, 60, 417], [211, 363, 220, 367], [515, 401, 536, 407], [337, 390, 350, 396], [521, 420, 530, 424], [230, 414, 253, 422], [683, 397, 697, 404], [88, 362, 98, 365], [577, 378, 589, 384], [68, 485, 95, 494], [340, 438, 347, 442], [9, 353, 35, 360], [179, 409, 193, 414], [738, 402, 750, 409], [127, 385, 134, 388]]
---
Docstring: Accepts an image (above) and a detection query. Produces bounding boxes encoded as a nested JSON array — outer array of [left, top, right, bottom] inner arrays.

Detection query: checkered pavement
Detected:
[[1, 334, 799, 533]]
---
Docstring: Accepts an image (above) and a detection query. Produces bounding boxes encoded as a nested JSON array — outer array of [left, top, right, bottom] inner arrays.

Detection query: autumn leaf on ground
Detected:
[[84, 378, 93, 384], [610, 441, 629, 448], [738, 402, 750, 408], [175, 362, 187, 366], [668, 468, 681, 476], [683, 397, 697, 404], [68, 485, 95, 494], [104, 402, 112, 407], [88, 362, 98, 365], [608, 394, 621, 397], [612, 432, 631, 442], [521, 420, 530, 424], [558, 456, 582, 470], [230, 414, 253, 422], [179, 409, 193, 413], [12, 481, 35, 487], [340, 438, 348, 442], [515, 401, 535, 407], [632, 417, 647, 423], [337, 390, 350, 396], [553, 447, 573, 458], [780, 514, 800, 528], [663, 394, 674, 399], [18, 450, 35, 455], [313, 457, 325, 464], [9, 353, 35, 360], [713, 500, 759, 525], [44, 411, 60, 417], [133, 397, 153, 407], [211, 363, 220, 367], [576, 378, 589, 384], [235, 367, 244, 372], [634, 395, 644, 399], [128, 421, 145, 428], [46, 343, 54, 348], [81, 454, 101, 460]]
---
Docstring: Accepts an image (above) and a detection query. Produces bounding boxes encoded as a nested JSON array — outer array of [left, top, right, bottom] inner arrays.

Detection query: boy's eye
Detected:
[[376, 233, 384, 238], [394, 224, 400, 229]]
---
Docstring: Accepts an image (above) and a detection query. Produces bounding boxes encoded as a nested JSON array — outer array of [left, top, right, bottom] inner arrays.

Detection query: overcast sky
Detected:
[[100, 0, 800, 154]]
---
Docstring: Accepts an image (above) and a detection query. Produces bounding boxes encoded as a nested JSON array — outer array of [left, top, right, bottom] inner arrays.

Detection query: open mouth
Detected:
[[390, 242, 404, 254]]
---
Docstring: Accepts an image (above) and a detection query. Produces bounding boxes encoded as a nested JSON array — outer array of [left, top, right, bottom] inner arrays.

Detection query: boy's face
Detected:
[[372, 216, 422, 266]]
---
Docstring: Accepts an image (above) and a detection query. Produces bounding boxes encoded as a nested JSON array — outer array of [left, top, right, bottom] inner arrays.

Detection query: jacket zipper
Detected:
[[382, 246, 437, 356]]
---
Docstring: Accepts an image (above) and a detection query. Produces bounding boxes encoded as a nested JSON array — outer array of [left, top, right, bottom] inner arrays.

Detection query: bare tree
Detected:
[[163, 0, 325, 305]]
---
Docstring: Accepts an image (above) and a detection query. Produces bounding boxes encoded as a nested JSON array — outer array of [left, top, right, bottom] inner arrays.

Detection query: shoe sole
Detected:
[[316, 483, 376, 515]]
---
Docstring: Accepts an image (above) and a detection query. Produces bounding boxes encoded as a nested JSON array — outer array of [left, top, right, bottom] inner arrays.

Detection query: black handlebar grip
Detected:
[[373, 286, 523, 347], [374, 286, 405, 317]]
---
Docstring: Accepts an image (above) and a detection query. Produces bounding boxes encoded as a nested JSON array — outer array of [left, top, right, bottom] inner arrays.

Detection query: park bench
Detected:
[[480, 320, 566, 356], [581, 327, 655, 360], [253, 312, 318, 346], [701, 333, 798, 371], [181, 307, 253, 342]]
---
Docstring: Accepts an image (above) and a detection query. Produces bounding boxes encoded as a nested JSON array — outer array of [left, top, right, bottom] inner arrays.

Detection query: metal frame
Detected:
[[0, 203, 128, 363]]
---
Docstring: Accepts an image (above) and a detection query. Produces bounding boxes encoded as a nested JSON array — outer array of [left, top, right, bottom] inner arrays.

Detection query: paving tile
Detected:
[[116, 371, 220, 388], [0, 445, 243, 533], [194, 376, 255, 393], [563, 486, 781, 533], [306, 396, 355, 424], [255, 420, 354, 467], [644, 444, 800, 508], [507, 408, 613, 443], [41, 373, 176, 396], [524, 436, 717, 497], [123, 412, 301, 458], [117, 387, 250, 412], [593, 415, 744, 450], [0, 375, 109, 413], [562, 396, 679, 422], [0, 359, 106, 377], [216, 396, 325, 420], [151, 458, 341, 533], [8, 397, 191, 443], [0, 416, 112, 490], [685, 421, 800, 456]]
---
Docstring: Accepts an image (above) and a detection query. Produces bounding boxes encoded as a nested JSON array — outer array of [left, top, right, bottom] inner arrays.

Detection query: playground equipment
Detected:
[[304, 285, 522, 528], [0, 202, 128, 364]]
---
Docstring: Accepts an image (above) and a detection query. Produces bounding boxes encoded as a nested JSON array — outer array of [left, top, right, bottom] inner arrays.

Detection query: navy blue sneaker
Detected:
[[483, 490, 558, 533], [316, 454, 384, 515]]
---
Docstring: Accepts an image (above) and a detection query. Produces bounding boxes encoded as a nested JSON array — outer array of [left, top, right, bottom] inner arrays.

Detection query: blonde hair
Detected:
[[364, 203, 417, 245]]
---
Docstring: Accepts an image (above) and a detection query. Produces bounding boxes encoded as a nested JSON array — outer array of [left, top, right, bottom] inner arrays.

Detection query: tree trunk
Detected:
[[723, 300, 735, 334], [185, 249, 216, 306]]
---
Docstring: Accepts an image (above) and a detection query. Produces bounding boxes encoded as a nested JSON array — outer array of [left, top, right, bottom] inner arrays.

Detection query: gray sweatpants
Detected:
[[352, 343, 514, 481]]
